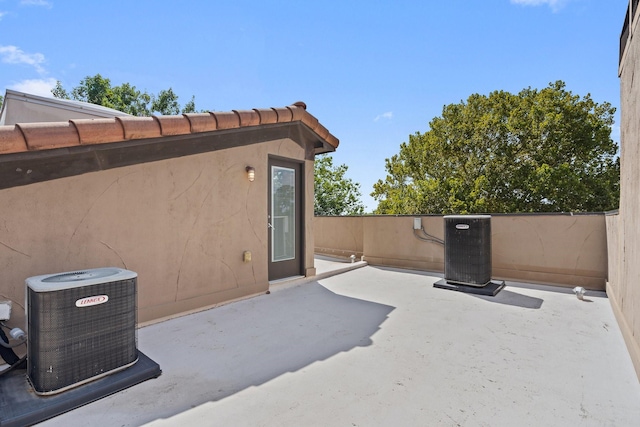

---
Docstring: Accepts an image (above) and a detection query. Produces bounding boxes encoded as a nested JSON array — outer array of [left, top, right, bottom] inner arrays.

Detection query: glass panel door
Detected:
[[268, 158, 302, 281], [271, 166, 295, 262]]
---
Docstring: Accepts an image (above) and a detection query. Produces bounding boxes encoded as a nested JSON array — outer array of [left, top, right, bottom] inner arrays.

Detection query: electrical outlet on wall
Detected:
[[0, 300, 11, 321], [413, 217, 422, 230]]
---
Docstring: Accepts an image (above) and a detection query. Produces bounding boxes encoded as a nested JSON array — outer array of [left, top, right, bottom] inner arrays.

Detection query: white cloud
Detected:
[[0, 11, 7, 20], [374, 111, 393, 122], [20, 0, 53, 8], [9, 78, 57, 97], [510, 0, 569, 12], [0, 45, 46, 74]]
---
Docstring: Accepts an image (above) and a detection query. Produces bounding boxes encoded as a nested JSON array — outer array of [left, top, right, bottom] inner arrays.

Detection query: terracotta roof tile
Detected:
[[0, 102, 339, 155], [288, 104, 306, 122], [313, 122, 330, 141], [233, 110, 260, 127], [254, 108, 278, 124], [0, 126, 28, 154], [184, 113, 217, 133], [300, 110, 320, 133], [116, 116, 162, 140], [273, 107, 293, 123], [212, 111, 240, 130], [71, 118, 125, 145], [18, 122, 80, 151], [154, 115, 191, 136], [327, 134, 339, 148]]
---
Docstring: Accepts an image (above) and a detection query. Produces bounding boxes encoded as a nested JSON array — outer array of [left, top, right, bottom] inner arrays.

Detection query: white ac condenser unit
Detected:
[[25, 267, 138, 395]]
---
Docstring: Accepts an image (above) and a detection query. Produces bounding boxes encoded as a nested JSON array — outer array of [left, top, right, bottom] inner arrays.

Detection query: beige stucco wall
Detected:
[[314, 216, 364, 259], [491, 214, 607, 288], [0, 137, 314, 328], [315, 214, 607, 289], [361, 216, 445, 272], [608, 2, 640, 379]]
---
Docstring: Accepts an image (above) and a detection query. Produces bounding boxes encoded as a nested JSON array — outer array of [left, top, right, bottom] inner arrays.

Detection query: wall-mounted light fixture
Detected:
[[246, 166, 255, 182]]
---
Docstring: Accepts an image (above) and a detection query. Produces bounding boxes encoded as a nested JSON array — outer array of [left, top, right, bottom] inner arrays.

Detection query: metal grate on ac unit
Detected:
[[26, 267, 138, 395]]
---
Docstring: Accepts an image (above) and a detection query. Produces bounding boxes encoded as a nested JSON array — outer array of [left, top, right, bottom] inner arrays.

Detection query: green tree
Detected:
[[181, 95, 197, 114], [372, 81, 619, 214], [0, 94, 3, 110], [151, 88, 180, 116], [70, 74, 113, 105], [51, 81, 69, 99], [315, 155, 365, 215], [52, 74, 202, 116], [110, 82, 151, 116]]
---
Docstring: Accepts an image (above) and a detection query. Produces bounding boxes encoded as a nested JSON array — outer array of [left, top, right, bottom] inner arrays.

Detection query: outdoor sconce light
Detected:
[[246, 166, 255, 182]]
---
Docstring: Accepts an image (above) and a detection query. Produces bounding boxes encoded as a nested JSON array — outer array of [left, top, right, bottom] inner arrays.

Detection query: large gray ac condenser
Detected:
[[26, 268, 138, 395], [444, 215, 492, 287]]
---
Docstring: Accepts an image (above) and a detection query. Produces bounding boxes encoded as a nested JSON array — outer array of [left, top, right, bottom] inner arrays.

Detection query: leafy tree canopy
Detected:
[[372, 81, 619, 214], [315, 155, 365, 215], [52, 74, 203, 116]]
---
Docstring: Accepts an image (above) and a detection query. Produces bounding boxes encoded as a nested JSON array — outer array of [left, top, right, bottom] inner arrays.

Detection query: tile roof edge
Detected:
[[0, 102, 338, 154], [71, 117, 126, 145], [288, 102, 339, 149], [17, 121, 81, 151], [0, 125, 29, 154]]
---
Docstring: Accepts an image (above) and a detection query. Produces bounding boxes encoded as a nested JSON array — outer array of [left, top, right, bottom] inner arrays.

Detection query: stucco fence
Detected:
[[314, 214, 608, 290]]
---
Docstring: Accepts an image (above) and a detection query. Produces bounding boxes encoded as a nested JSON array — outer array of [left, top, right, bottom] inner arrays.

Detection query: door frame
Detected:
[[267, 156, 304, 281]]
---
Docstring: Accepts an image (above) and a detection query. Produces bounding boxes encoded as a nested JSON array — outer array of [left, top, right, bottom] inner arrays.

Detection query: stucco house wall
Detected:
[[606, 1, 640, 379], [0, 102, 335, 329]]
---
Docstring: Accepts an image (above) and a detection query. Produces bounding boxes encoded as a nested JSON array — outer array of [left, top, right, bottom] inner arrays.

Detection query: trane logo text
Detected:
[[75, 295, 109, 307]]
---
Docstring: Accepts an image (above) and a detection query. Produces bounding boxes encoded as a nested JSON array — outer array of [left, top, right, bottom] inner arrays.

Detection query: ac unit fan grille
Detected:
[[27, 278, 137, 394]]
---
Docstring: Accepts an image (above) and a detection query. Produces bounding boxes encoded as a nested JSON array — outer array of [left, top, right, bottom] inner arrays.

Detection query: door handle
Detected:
[[268, 223, 275, 230]]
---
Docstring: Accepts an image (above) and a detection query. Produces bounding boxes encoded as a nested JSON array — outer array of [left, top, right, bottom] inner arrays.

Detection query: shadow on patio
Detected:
[[40, 276, 393, 426], [41, 264, 640, 427]]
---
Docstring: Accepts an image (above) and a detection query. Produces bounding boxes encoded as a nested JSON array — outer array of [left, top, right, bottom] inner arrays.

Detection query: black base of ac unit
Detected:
[[0, 350, 161, 427], [433, 279, 506, 296]]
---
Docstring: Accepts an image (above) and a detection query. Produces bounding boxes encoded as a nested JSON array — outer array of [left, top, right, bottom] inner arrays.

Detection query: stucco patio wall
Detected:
[[315, 213, 608, 290], [608, 0, 640, 380], [0, 137, 314, 328]]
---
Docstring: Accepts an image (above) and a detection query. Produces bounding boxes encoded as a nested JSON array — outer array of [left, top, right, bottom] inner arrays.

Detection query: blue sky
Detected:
[[0, 0, 629, 211]]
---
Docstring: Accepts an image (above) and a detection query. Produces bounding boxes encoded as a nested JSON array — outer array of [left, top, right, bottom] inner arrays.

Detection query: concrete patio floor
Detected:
[[40, 261, 640, 426]]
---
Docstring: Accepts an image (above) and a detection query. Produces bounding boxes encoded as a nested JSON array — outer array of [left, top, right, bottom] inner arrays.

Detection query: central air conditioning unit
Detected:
[[434, 215, 504, 295], [443, 215, 492, 286], [25, 267, 138, 395]]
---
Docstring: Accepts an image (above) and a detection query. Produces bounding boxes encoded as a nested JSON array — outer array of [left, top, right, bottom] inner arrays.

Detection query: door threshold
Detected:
[[269, 275, 304, 285]]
